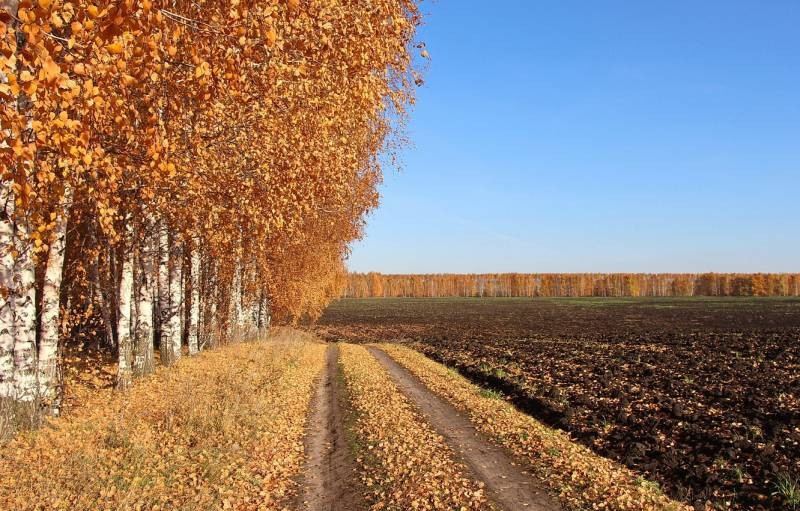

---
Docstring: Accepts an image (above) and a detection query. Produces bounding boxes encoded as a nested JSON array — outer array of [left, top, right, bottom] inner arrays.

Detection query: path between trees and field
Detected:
[[297, 345, 363, 511], [367, 346, 561, 511]]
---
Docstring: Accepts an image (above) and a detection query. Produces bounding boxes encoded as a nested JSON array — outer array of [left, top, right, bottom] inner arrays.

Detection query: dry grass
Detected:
[[339, 343, 489, 510], [270, 325, 322, 345], [0, 335, 326, 510], [0, 346, 115, 444], [380, 343, 691, 511], [0, 397, 41, 445]]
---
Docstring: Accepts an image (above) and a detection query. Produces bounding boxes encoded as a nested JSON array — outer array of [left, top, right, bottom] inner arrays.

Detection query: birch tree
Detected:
[[168, 241, 182, 362], [157, 225, 173, 365], [37, 186, 73, 410], [0, 184, 14, 399], [133, 226, 155, 377], [188, 248, 200, 356], [116, 223, 135, 390]]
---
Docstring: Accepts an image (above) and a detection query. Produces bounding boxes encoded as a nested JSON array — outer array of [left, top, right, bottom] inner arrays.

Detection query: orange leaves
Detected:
[[2, 0, 424, 326], [105, 42, 124, 54], [340, 344, 488, 510], [194, 61, 211, 79], [16, 8, 36, 23], [41, 58, 61, 83], [266, 26, 278, 47]]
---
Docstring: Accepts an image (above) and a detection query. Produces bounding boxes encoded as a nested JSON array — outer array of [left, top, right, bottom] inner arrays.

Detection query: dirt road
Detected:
[[296, 345, 363, 511], [297, 344, 559, 510]]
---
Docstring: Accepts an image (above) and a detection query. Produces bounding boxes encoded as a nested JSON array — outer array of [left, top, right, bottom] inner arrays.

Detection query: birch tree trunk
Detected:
[[168, 241, 182, 363], [207, 300, 217, 349], [133, 227, 155, 376], [0, 0, 16, 401], [257, 291, 270, 335], [0, 184, 14, 399], [4, 0, 36, 403], [229, 260, 243, 341], [12, 210, 37, 402], [115, 222, 134, 389], [200, 257, 219, 349], [188, 247, 200, 355], [37, 186, 73, 410], [157, 224, 174, 365]]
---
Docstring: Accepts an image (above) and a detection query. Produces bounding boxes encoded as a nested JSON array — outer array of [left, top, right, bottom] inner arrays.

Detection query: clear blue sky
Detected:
[[347, 1, 800, 274]]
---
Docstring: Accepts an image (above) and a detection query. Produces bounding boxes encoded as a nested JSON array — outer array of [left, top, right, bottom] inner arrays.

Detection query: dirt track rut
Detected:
[[297, 345, 363, 511]]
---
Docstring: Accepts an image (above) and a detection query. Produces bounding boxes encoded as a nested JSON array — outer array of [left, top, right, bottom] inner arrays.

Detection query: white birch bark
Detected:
[[157, 224, 173, 365], [188, 247, 200, 355], [0, 0, 16, 399], [115, 221, 134, 389], [180, 253, 186, 353], [37, 186, 73, 408], [0, 184, 14, 399], [257, 291, 271, 334], [12, 211, 37, 402], [229, 260, 243, 341], [1, 0, 35, 402], [133, 226, 155, 376], [168, 241, 182, 362]]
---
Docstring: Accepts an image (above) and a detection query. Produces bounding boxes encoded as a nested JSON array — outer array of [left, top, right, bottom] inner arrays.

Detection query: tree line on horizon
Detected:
[[1, 0, 421, 414], [344, 273, 800, 298]]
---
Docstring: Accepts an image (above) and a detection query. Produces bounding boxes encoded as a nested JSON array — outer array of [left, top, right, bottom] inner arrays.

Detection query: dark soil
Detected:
[[316, 297, 800, 510]]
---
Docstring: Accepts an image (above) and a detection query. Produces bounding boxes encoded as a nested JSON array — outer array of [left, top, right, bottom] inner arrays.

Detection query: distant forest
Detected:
[[344, 273, 800, 298]]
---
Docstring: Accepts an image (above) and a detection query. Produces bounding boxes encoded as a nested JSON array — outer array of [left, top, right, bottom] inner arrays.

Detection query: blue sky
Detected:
[[347, 1, 800, 274]]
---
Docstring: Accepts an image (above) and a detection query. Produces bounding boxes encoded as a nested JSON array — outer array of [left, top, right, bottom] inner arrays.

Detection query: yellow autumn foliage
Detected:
[[1, 0, 423, 329]]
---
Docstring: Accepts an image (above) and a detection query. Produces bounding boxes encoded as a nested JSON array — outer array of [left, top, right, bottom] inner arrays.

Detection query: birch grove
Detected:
[[0, 0, 421, 413], [345, 273, 800, 299]]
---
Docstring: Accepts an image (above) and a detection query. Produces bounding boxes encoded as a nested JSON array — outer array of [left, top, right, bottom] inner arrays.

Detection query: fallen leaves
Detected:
[[0, 337, 325, 510], [339, 343, 489, 510], [105, 42, 124, 54]]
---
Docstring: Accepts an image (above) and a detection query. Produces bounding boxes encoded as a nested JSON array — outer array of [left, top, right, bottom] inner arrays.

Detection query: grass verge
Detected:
[[0, 333, 326, 510]]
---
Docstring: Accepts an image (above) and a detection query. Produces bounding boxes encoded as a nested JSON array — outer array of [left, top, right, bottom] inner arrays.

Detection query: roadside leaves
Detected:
[[339, 343, 490, 510]]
